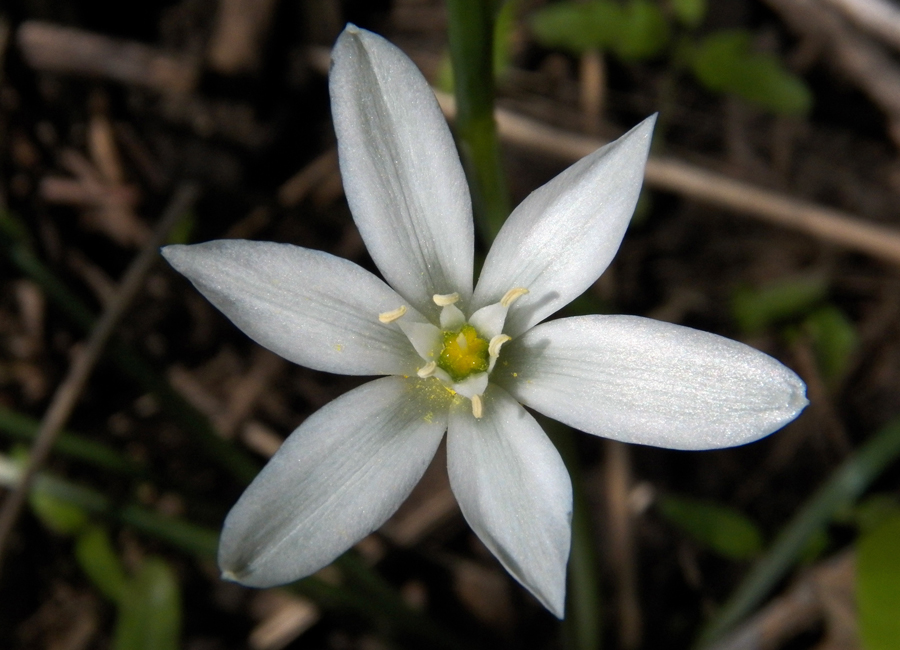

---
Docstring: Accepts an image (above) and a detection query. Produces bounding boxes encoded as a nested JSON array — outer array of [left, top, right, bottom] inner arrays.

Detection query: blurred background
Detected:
[[1, 0, 899, 648]]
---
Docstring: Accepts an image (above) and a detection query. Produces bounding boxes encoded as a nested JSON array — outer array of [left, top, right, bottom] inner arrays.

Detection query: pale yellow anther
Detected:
[[471, 394, 484, 419], [488, 334, 511, 358], [501, 287, 529, 307], [378, 305, 407, 323], [433, 292, 460, 306], [417, 361, 437, 378]]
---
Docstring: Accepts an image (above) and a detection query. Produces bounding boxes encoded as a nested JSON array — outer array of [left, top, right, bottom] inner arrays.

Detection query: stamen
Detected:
[[417, 361, 437, 378], [488, 334, 511, 358], [378, 305, 407, 323], [433, 292, 460, 306], [471, 394, 484, 419], [501, 287, 529, 307]]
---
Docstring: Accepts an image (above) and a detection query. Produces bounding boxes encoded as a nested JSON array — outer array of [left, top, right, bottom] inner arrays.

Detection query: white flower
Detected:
[[161, 25, 807, 618]]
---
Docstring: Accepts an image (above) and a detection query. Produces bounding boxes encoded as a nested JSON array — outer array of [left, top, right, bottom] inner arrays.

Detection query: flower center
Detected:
[[438, 325, 489, 382], [378, 287, 528, 419]]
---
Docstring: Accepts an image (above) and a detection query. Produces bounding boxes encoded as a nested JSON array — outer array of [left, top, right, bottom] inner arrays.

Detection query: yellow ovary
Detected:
[[438, 325, 489, 381]]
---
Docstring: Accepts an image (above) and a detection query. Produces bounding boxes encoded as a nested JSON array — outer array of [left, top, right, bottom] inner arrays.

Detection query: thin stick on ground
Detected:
[[0, 183, 200, 573], [605, 439, 642, 650], [822, 0, 900, 53], [458, 95, 900, 268], [705, 551, 854, 650], [764, 0, 900, 147]]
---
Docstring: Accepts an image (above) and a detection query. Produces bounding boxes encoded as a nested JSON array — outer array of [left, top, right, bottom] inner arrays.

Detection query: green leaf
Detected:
[[529, 1, 623, 53], [75, 525, 129, 602], [671, 0, 707, 28], [857, 515, 900, 650], [803, 305, 858, 386], [612, 0, 670, 60], [658, 495, 764, 560], [493, 0, 519, 80], [731, 275, 828, 334], [798, 526, 830, 565], [29, 485, 89, 535], [691, 30, 812, 115], [114, 558, 182, 650], [164, 210, 195, 246], [853, 495, 900, 534], [530, 1, 668, 60]]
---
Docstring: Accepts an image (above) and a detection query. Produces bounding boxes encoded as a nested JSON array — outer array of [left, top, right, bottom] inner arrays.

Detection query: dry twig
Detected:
[[470, 97, 900, 268], [579, 50, 605, 135], [277, 149, 339, 208], [707, 551, 855, 650], [207, 0, 280, 74], [821, 0, 900, 53], [763, 0, 900, 147], [248, 590, 320, 650], [605, 440, 642, 649], [17, 21, 198, 93], [41, 149, 148, 247], [0, 184, 200, 574]]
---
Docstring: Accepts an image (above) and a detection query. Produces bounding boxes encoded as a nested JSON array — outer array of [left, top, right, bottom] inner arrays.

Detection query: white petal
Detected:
[[330, 25, 474, 318], [398, 320, 442, 362], [447, 385, 572, 617], [440, 303, 466, 330], [162, 240, 423, 376], [498, 315, 809, 450], [473, 116, 656, 336], [218, 376, 448, 587], [449, 372, 488, 399], [468, 302, 508, 340]]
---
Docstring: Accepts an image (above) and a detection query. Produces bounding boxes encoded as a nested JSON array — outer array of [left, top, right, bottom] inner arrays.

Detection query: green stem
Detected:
[[446, 0, 510, 242], [697, 417, 900, 647], [444, 9, 601, 643]]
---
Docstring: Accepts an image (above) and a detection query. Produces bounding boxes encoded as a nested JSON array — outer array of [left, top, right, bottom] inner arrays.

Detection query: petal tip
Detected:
[[540, 583, 566, 619], [626, 112, 658, 152], [787, 375, 810, 415], [159, 243, 191, 271], [220, 569, 240, 583]]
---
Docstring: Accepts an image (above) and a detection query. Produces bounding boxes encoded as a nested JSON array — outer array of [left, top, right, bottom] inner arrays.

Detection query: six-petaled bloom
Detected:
[[162, 24, 808, 617]]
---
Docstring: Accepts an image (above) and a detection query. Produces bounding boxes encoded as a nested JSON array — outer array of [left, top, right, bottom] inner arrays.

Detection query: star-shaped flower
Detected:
[[162, 25, 807, 617]]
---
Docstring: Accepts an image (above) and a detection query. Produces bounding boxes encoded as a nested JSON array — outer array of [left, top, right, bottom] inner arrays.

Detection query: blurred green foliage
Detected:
[[76, 525, 130, 602], [671, 0, 706, 29], [802, 305, 858, 387], [164, 209, 196, 246], [29, 487, 90, 535], [849, 494, 900, 533], [857, 514, 900, 650], [529, 0, 812, 115], [529, 0, 669, 60], [731, 276, 828, 334], [732, 276, 858, 388], [658, 494, 763, 560], [115, 558, 182, 650], [27, 479, 183, 650], [690, 31, 812, 115]]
